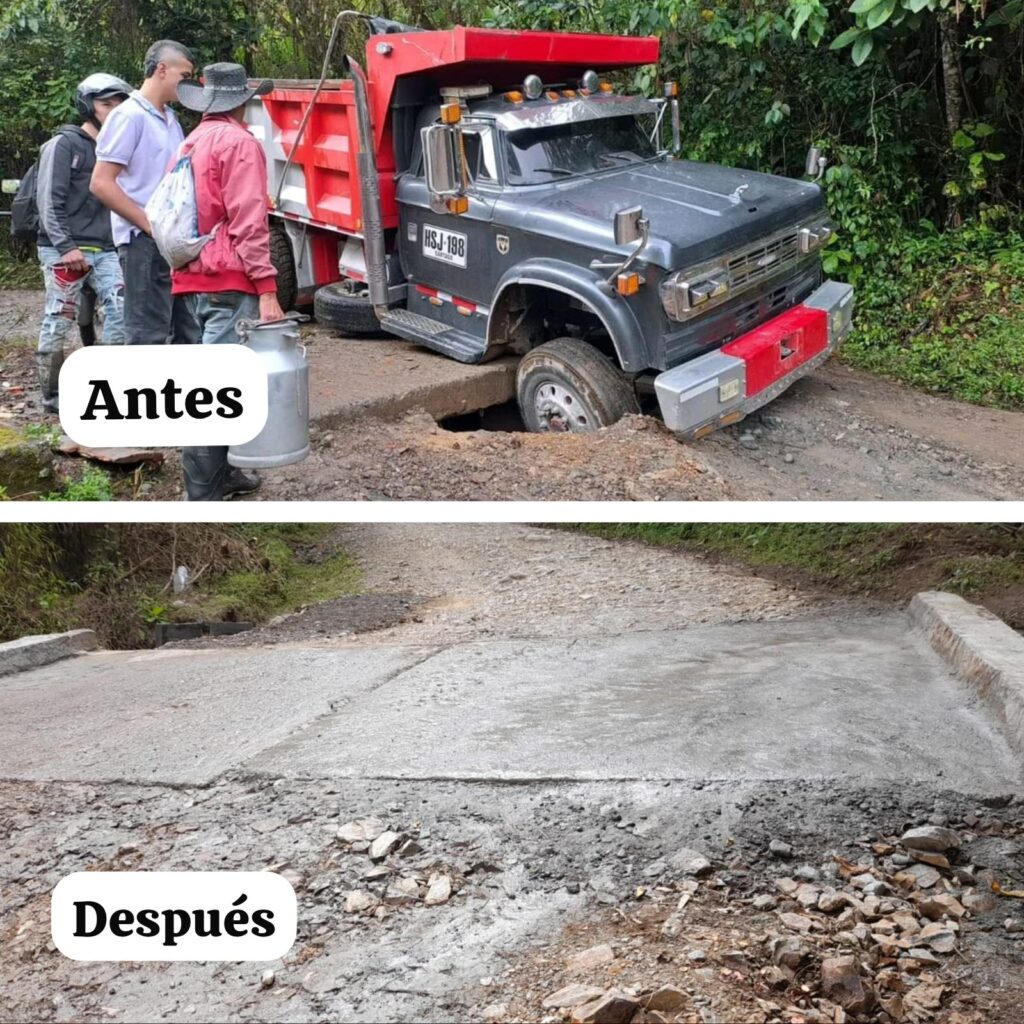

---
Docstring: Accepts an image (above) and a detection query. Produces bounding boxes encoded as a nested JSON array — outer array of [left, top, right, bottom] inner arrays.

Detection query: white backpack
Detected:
[[144, 152, 215, 269]]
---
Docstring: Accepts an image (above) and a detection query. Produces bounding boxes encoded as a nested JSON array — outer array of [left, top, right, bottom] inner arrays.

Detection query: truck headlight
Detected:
[[660, 266, 729, 321]]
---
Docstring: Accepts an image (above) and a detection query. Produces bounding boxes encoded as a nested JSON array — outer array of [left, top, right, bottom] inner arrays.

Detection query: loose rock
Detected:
[[368, 830, 402, 861], [669, 847, 712, 877], [570, 991, 640, 1024], [820, 955, 873, 1014], [424, 873, 452, 906], [542, 984, 605, 1010], [337, 817, 386, 844], [900, 825, 960, 853], [568, 944, 616, 971]]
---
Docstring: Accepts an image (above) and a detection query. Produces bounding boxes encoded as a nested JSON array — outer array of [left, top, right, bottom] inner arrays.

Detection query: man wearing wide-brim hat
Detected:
[[171, 62, 286, 501]]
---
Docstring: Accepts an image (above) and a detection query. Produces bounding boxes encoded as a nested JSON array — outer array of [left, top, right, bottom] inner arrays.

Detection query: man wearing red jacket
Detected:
[[172, 63, 285, 501]]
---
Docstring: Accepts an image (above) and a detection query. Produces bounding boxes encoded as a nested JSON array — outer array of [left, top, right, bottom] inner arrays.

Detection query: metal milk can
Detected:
[[228, 315, 310, 469]]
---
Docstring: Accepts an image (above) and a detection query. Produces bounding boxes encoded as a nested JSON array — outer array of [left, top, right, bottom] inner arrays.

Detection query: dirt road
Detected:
[[1, 526, 1022, 1023], [3, 288, 1024, 500]]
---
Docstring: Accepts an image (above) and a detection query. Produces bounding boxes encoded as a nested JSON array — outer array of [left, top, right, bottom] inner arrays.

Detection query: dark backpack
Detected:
[[10, 127, 81, 242], [10, 163, 40, 241]]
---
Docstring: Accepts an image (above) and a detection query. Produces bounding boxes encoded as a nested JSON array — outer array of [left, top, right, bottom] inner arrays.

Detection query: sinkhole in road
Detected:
[[438, 400, 525, 433]]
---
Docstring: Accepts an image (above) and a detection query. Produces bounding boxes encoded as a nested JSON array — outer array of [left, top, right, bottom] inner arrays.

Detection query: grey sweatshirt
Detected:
[[36, 125, 114, 254]]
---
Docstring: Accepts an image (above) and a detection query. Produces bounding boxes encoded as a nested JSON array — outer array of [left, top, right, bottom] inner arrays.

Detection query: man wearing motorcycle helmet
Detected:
[[35, 73, 130, 412]]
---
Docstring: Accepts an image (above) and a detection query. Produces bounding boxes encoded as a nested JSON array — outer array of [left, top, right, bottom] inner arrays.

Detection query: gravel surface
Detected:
[[183, 525, 846, 650], [4, 288, 1024, 500]]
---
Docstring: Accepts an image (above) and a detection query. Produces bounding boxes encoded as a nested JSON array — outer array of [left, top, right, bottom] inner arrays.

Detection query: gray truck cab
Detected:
[[355, 79, 853, 437]]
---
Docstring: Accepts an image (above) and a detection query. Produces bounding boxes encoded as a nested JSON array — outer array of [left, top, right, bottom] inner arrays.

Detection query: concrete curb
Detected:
[[909, 591, 1024, 760], [0, 629, 98, 678]]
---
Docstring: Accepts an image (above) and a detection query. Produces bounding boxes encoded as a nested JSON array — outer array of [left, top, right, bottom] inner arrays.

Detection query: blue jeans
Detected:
[[181, 291, 260, 500], [184, 290, 259, 344], [37, 246, 125, 354], [37, 246, 124, 412]]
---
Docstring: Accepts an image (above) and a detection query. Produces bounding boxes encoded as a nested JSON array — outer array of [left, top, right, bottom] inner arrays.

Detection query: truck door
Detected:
[[397, 125, 500, 308]]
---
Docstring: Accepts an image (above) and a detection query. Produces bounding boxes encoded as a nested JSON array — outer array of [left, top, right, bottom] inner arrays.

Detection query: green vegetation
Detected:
[[0, 523, 361, 648], [41, 464, 116, 501], [179, 524, 362, 624], [2, 0, 1022, 406], [573, 524, 1024, 609]]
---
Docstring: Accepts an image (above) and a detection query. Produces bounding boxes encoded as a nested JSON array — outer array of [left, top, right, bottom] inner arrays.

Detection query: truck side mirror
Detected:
[[805, 146, 827, 181], [614, 206, 644, 246], [422, 124, 467, 212]]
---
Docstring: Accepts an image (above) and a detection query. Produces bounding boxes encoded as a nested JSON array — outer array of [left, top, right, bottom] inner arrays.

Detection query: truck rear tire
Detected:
[[313, 282, 385, 337], [269, 221, 297, 312], [516, 337, 640, 433]]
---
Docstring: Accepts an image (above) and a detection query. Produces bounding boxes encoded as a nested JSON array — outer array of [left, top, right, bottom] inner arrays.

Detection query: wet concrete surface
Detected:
[[249, 614, 1020, 788], [0, 646, 431, 785], [1, 612, 1018, 792]]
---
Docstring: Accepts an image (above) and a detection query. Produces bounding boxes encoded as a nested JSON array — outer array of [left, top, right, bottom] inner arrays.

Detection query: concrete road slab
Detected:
[[306, 328, 516, 426], [0, 645, 430, 785], [249, 613, 1021, 790]]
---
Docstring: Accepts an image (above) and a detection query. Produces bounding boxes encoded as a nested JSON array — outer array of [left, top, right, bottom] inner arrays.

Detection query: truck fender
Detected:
[[487, 258, 648, 373]]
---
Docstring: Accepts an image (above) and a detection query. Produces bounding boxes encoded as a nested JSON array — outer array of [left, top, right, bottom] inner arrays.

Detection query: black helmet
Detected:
[[75, 73, 132, 125]]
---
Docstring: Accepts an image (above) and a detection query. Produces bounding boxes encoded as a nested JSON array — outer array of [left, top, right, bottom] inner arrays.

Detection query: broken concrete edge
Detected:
[[0, 629, 99, 678], [909, 591, 1024, 762], [312, 359, 517, 428]]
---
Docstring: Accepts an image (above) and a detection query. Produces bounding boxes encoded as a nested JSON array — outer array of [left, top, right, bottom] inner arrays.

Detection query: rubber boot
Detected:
[[182, 446, 229, 501], [223, 466, 261, 497], [36, 349, 64, 414]]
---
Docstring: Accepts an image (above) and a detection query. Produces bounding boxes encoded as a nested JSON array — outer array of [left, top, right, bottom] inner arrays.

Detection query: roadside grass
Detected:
[[0, 523, 362, 648], [178, 524, 362, 624], [0, 251, 39, 289], [572, 524, 1024, 627], [841, 227, 1024, 409]]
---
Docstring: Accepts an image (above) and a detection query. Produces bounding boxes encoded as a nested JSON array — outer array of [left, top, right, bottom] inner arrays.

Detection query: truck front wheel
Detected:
[[516, 337, 639, 433], [313, 282, 385, 337]]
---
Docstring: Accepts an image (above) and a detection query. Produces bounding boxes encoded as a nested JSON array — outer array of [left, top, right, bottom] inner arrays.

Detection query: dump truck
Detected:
[[246, 12, 853, 438]]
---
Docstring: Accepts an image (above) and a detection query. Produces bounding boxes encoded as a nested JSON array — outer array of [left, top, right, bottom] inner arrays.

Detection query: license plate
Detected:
[[422, 225, 467, 268]]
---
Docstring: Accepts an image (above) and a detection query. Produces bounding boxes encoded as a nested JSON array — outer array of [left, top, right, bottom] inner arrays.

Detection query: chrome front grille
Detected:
[[726, 227, 803, 293]]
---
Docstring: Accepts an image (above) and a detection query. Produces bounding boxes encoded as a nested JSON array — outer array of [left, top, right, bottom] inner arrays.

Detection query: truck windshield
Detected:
[[504, 115, 657, 185]]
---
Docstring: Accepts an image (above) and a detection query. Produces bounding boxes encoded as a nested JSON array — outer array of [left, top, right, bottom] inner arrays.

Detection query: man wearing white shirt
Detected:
[[91, 39, 200, 345]]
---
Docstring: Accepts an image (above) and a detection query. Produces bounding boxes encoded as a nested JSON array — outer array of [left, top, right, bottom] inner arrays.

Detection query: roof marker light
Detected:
[[523, 74, 543, 100], [599, 82, 613, 93], [504, 90, 524, 104]]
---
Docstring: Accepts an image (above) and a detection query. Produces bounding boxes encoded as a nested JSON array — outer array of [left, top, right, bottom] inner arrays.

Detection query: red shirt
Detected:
[[171, 114, 277, 296]]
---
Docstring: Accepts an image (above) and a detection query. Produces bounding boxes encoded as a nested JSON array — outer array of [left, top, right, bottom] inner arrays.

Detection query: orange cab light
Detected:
[[665, 81, 680, 98], [720, 411, 744, 426], [616, 272, 641, 297], [545, 90, 560, 101], [440, 101, 462, 124], [504, 90, 524, 103], [562, 89, 577, 98], [694, 423, 716, 439], [599, 82, 614, 92], [446, 196, 469, 215]]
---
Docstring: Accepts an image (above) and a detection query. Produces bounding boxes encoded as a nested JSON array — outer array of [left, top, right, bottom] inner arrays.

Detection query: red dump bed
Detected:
[[250, 27, 659, 237]]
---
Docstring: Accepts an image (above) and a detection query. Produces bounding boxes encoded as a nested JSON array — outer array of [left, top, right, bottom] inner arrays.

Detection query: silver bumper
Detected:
[[654, 280, 854, 439]]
